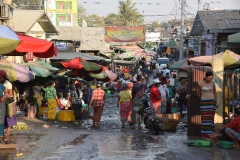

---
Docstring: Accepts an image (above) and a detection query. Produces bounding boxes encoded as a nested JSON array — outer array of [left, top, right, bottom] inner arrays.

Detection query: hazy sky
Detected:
[[79, 0, 240, 23]]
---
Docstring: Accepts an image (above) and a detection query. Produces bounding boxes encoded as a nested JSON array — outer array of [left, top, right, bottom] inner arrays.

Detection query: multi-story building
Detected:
[[44, 0, 78, 26]]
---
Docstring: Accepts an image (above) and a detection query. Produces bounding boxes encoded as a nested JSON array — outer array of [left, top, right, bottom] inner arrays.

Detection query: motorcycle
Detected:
[[138, 94, 162, 135]]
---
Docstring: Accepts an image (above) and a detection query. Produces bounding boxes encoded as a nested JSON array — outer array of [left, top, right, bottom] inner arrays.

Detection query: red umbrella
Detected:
[[61, 58, 105, 78], [5, 34, 58, 58]]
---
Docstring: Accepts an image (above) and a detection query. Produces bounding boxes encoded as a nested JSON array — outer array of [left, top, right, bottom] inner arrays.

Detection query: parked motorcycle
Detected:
[[138, 94, 162, 135]]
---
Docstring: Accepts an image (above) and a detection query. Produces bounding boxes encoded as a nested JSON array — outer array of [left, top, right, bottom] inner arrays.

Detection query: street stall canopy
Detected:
[[25, 62, 59, 77], [61, 57, 104, 73], [0, 25, 20, 55], [169, 59, 189, 71], [188, 50, 240, 70], [0, 60, 33, 82], [5, 34, 58, 58], [228, 32, 240, 43]]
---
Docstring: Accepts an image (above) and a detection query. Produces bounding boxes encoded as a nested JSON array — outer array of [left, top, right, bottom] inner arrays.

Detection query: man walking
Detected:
[[131, 75, 147, 129], [89, 83, 105, 129]]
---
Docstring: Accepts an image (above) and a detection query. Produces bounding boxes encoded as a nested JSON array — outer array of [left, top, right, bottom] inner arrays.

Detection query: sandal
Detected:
[[130, 126, 135, 129]]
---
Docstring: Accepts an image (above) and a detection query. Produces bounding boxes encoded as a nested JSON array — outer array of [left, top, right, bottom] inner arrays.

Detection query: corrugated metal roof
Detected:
[[190, 10, 240, 36], [13, 10, 58, 34], [50, 52, 106, 61], [49, 26, 106, 51]]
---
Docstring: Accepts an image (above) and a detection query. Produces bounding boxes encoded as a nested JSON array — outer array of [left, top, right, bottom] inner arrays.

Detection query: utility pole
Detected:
[[197, 0, 201, 11], [179, 0, 185, 60]]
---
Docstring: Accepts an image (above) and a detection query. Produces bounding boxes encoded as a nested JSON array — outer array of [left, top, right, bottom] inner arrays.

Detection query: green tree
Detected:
[[13, 0, 42, 10], [103, 13, 124, 26], [85, 14, 104, 27], [146, 21, 160, 32], [78, 4, 87, 26], [118, 0, 143, 26]]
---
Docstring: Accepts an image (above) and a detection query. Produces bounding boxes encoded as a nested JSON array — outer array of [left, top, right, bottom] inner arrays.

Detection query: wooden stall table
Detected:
[[58, 110, 75, 122]]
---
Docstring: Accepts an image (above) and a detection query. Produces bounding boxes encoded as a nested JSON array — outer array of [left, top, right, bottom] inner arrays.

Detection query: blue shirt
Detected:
[[0, 84, 6, 96]]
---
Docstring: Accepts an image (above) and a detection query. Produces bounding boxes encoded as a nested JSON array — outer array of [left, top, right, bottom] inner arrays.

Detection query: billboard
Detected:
[[104, 26, 145, 42]]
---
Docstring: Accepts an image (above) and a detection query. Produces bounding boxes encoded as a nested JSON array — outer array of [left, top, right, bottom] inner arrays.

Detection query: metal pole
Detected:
[[179, 0, 185, 60], [198, 0, 200, 11]]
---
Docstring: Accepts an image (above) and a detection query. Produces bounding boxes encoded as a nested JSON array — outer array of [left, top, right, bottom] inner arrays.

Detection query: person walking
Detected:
[[45, 80, 58, 121], [177, 77, 187, 117], [166, 79, 174, 114], [197, 71, 218, 138], [118, 83, 132, 128], [131, 75, 147, 129], [70, 83, 83, 124], [150, 79, 162, 114], [0, 70, 7, 139], [89, 83, 105, 129], [158, 77, 169, 114], [0, 70, 17, 139]]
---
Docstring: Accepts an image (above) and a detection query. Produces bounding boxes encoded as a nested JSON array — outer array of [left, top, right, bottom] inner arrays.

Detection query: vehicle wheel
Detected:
[[144, 116, 150, 127], [153, 121, 159, 135]]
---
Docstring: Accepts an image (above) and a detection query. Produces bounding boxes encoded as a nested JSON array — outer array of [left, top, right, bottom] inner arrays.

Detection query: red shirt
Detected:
[[91, 88, 105, 106], [150, 86, 161, 103], [226, 116, 240, 132]]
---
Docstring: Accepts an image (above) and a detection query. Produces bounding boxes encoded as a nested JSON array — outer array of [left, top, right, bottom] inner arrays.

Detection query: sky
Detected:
[[78, 0, 240, 24]]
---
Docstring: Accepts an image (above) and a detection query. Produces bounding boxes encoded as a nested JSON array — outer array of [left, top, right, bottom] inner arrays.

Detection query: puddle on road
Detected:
[[96, 133, 167, 159], [0, 133, 43, 160]]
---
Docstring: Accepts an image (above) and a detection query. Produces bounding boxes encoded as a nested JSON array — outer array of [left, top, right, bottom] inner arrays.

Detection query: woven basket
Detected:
[[156, 114, 180, 131]]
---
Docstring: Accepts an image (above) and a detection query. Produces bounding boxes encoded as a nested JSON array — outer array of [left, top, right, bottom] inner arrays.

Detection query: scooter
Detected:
[[138, 94, 162, 135]]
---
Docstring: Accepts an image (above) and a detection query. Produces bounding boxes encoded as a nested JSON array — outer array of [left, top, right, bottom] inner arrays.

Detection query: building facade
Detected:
[[45, 0, 78, 26]]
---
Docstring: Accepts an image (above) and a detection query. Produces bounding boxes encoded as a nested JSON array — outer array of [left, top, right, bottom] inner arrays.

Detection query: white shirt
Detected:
[[3, 80, 12, 90], [158, 84, 169, 101], [3, 80, 12, 97]]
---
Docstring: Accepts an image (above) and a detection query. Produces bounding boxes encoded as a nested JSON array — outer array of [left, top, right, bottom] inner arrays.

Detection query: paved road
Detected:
[[1, 95, 240, 160]]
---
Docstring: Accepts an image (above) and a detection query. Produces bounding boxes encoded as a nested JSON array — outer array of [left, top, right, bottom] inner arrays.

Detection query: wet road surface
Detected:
[[1, 95, 240, 160]]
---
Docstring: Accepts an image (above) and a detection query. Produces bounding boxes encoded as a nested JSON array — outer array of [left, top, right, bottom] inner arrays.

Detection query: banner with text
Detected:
[[104, 26, 145, 42]]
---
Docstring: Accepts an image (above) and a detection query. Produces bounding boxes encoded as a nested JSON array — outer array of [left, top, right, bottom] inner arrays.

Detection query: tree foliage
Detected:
[[103, 13, 124, 26], [146, 21, 160, 32], [13, 0, 42, 10], [118, 0, 143, 26]]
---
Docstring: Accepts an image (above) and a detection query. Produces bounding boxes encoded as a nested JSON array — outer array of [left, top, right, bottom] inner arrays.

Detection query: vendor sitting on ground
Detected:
[[224, 107, 240, 147], [209, 107, 240, 147]]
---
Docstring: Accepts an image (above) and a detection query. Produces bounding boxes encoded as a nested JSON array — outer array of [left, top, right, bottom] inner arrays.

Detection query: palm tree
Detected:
[[118, 0, 143, 26]]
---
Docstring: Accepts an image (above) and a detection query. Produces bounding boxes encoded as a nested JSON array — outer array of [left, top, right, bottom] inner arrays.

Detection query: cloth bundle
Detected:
[[12, 122, 29, 130]]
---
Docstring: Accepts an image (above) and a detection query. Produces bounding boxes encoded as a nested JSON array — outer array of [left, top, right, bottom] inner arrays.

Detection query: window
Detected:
[[66, 2, 72, 9], [59, 2, 64, 9], [59, 15, 65, 22], [67, 15, 71, 22]]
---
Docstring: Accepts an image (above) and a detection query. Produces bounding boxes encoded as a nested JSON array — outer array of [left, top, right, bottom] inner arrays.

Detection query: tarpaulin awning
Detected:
[[6, 34, 58, 58], [25, 62, 59, 77], [188, 50, 240, 70], [0, 25, 20, 55], [0, 60, 33, 82], [228, 32, 240, 43], [169, 59, 189, 71]]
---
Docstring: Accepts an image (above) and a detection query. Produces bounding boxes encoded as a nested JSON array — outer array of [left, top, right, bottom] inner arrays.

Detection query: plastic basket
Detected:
[[185, 140, 211, 147], [219, 141, 234, 149]]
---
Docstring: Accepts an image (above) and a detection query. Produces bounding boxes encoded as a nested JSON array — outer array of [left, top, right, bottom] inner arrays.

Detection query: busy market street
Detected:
[[1, 0, 240, 160], [0, 94, 239, 160]]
